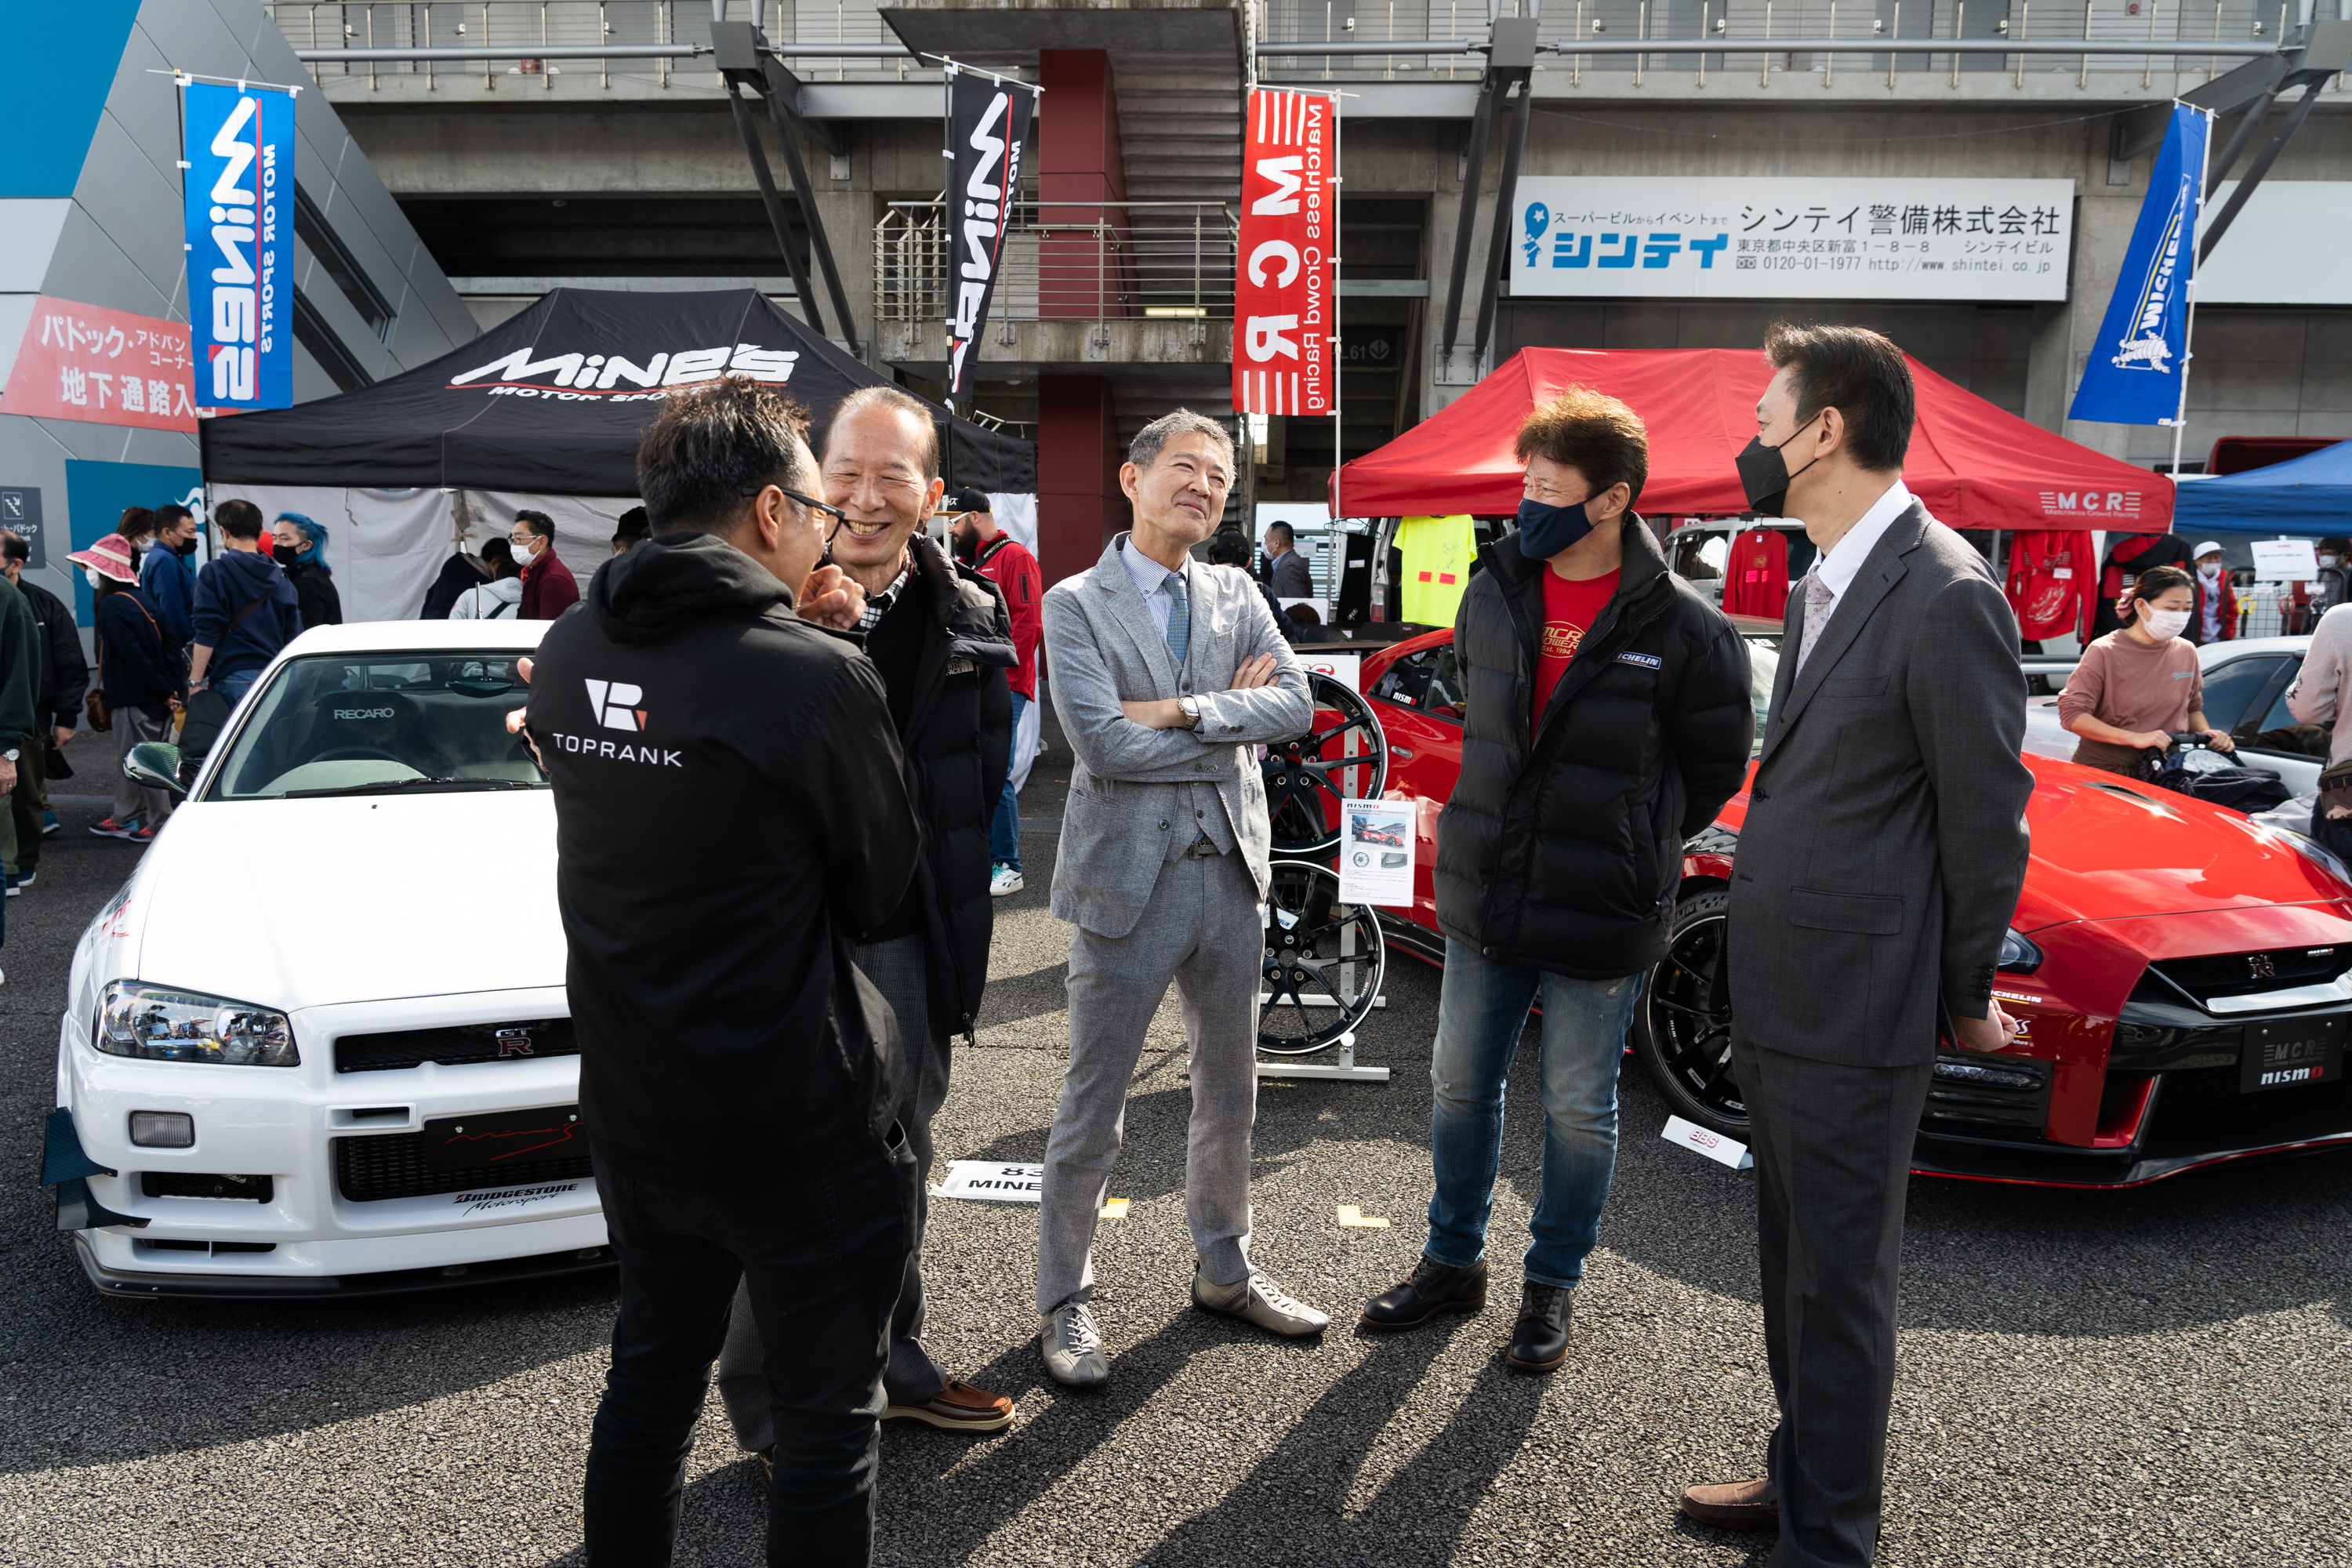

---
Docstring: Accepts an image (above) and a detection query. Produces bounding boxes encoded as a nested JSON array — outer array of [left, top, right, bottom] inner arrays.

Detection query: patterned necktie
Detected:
[[1163, 572, 1190, 670], [1792, 568, 1835, 677]]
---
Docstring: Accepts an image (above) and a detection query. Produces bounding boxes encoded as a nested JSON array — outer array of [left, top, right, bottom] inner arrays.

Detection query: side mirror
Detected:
[[124, 742, 188, 800]]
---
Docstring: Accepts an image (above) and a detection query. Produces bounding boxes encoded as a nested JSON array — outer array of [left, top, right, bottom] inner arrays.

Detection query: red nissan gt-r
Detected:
[[1270, 615, 2352, 1188]]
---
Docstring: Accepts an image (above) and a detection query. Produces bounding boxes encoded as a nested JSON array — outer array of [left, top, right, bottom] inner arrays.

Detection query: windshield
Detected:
[[1746, 633, 1780, 757], [204, 655, 545, 800]]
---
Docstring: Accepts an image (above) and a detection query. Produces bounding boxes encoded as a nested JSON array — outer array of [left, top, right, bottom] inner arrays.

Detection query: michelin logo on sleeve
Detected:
[[548, 678, 683, 766]]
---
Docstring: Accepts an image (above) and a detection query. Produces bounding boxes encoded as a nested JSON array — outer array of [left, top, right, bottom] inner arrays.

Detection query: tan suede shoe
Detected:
[[1679, 1477, 1779, 1530]]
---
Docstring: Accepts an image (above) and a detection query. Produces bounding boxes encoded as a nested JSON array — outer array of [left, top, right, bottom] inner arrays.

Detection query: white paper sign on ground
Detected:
[[1338, 797, 1415, 906], [935, 1161, 1044, 1203], [1663, 1115, 1755, 1171], [1301, 651, 1360, 691], [2251, 538, 2321, 582]]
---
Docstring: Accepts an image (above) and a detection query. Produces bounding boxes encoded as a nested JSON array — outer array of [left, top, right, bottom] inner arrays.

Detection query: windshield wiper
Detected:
[[280, 776, 537, 799]]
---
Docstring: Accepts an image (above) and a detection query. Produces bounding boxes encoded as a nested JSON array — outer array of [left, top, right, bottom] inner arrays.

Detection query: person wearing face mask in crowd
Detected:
[[1361, 388, 1752, 1374], [448, 542, 525, 619], [510, 511, 581, 619], [2190, 542, 2238, 645], [69, 533, 181, 843], [140, 503, 202, 657], [114, 506, 158, 568], [270, 514, 343, 631], [2058, 564, 2234, 777], [2313, 538, 2350, 619], [187, 500, 303, 708]]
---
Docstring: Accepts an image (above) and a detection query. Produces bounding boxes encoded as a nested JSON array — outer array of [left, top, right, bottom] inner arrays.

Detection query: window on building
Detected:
[[293, 190, 396, 344]]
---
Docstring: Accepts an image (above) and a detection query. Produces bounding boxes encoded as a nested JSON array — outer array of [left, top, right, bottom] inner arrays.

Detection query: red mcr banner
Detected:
[[1234, 89, 1335, 419]]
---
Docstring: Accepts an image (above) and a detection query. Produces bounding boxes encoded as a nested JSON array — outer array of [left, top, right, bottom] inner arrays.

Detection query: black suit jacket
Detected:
[[1726, 499, 2031, 1068]]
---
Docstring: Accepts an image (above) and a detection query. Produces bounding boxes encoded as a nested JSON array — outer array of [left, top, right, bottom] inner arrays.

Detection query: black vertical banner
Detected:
[[945, 70, 1032, 401]]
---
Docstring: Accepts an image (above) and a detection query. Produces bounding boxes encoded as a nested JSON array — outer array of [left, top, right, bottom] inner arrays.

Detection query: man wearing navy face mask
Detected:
[[1361, 387, 1752, 1371]]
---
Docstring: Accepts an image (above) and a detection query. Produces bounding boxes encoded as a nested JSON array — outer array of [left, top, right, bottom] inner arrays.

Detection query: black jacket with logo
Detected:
[[528, 533, 920, 1187], [1435, 517, 1755, 980], [859, 534, 1014, 1047]]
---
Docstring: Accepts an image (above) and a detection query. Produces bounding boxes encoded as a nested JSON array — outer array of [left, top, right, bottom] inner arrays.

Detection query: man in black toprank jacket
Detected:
[[714, 383, 1018, 1447], [528, 378, 919, 1567], [1362, 387, 1754, 1373]]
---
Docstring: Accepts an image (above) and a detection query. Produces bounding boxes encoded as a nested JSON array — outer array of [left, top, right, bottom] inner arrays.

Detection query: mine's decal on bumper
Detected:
[[452, 1181, 584, 1217]]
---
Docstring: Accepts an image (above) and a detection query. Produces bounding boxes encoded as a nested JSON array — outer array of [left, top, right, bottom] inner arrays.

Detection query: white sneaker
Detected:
[[1040, 1301, 1109, 1388], [989, 863, 1025, 897], [1192, 1267, 1331, 1338]]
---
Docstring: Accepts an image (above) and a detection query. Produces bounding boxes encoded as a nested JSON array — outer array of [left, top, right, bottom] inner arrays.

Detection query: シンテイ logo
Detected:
[[583, 679, 646, 731]]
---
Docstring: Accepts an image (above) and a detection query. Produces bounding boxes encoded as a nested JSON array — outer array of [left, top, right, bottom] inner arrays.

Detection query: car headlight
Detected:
[[96, 982, 299, 1066], [1998, 928, 2042, 974], [2261, 823, 2352, 888]]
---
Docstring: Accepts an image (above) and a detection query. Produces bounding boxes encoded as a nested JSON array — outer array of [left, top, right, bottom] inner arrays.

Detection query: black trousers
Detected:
[[583, 1124, 916, 1568], [1732, 1036, 1933, 1568]]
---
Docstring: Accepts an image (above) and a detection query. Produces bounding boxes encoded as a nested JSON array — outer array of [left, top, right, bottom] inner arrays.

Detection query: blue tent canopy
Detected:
[[2171, 438, 2352, 535]]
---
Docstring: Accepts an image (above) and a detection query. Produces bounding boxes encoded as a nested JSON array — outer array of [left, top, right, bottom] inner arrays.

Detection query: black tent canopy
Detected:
[[201, 287, 1036, 495]]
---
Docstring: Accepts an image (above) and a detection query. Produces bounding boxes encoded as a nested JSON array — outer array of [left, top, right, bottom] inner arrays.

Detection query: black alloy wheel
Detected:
[[1264, 673, 1389, 858], [1632, 888, 1749, 1140], [1258, 859, 1388, 1055]]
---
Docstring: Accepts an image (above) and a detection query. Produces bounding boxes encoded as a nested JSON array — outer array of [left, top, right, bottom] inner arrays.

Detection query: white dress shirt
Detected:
[[1806, 478, 1915, 614], [1119, 536, 1191, 639]]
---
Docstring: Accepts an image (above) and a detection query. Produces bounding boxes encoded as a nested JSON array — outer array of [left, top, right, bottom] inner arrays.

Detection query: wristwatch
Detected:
[[2, 748, 17, 762], [1177, 696, 1202, 730]]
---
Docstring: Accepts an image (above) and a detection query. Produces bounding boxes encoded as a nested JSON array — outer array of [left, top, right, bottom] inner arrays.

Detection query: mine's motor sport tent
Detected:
[[200, 287, 1038, 624], [1330, 347, 2171, 532], [2171, 437, 2352, 535]]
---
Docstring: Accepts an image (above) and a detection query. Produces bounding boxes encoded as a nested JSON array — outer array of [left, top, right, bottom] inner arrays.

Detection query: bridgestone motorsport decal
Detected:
[[451, 1182, 582, 1218], [943, 69, 1033, 401]]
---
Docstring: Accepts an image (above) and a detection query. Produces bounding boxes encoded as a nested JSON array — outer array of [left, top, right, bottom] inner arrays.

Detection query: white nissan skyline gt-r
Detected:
[[52, 620, 609, 1298]]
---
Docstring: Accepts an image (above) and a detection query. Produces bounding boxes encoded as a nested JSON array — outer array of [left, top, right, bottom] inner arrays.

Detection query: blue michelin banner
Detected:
[[2068, 103, 2210, 426], [183, 81, 296, 411]]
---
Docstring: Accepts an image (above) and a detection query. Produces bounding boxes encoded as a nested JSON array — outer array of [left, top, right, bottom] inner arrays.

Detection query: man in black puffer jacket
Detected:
[[715, 383, 1018, 1450], [1363, 387, 1753, 1373]]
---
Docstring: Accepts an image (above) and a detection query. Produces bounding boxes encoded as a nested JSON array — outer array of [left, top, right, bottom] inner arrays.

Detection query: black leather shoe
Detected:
[[1505, 1281, 1571, 1372], [1360, 1254, 1488, 1330]]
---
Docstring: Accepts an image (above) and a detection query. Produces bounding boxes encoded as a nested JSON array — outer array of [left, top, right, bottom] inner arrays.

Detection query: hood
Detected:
[[587, 530, 792, 645], [2012, 755, 2352, 929], [118, 792, 564, 1014], [209, 547, 285, 593]]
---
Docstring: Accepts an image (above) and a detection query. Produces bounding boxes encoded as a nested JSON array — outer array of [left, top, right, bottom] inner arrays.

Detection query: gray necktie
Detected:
[[1792, 568, 1835, 677], [1163, 572, 1190, 670]]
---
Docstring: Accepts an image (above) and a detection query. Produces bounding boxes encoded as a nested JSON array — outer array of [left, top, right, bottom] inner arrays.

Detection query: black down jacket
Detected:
[[1434, 516, 1755, 979], [868, 534, 1015, 1045]]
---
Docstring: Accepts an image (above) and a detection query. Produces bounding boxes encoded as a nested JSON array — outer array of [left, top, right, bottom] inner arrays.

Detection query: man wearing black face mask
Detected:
[[1682, 325, 2031, 1566], [1361, 387, 1751, 1371]]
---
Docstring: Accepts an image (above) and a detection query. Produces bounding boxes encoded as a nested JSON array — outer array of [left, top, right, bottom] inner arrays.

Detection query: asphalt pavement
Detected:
[[2, 720, 2349, 1566]]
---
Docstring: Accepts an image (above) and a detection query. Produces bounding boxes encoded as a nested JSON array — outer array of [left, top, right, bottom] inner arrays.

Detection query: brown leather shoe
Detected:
[[755, 1446, 774, 1481], [1679, 1477, 1778, 1531], [884, 1377, 1015, 1434]]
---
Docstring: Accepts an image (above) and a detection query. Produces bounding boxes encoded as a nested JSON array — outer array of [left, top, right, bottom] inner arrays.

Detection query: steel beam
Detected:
[[726, 85, 822, 332], [2199, 80, 2327, 265], [1472, 81, 1534, 363], [1438, 78, 1500, 362]]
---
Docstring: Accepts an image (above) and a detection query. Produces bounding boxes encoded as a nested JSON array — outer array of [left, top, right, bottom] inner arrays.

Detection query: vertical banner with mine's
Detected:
[[1234, 89, 1336, 419], [944, 68, 1033, 401], [183, 80, 297, 411]]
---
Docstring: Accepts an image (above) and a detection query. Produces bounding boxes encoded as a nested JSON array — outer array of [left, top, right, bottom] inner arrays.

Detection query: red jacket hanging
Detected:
[[1719, 528, 1790, 618], [2004, 530, 2095, 643]]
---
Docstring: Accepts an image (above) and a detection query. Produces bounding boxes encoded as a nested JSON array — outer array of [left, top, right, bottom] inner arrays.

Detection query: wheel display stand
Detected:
[[1253, 673, 1397, 1085]]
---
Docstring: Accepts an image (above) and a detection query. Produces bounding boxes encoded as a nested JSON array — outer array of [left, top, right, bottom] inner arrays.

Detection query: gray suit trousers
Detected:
[[1733, 1035, 1933, 1568], [1037, 850, 1262, 1314], [717, 933, 946, 1450]]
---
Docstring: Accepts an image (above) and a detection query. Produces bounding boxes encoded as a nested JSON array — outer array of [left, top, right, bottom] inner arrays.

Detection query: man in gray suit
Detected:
[[1680, 325, 2031, 1566], [1036, 410, 1326, 1388]]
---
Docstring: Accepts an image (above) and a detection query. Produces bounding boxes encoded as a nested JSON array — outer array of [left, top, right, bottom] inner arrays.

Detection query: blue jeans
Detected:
[[989, 692, 1025, 871], [1425, 938, 1644, 1289], [2314, 797, 2352, 866], [215, 667, 260, 703]]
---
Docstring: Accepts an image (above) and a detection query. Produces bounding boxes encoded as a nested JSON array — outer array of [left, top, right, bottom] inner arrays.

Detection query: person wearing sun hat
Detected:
[[67, 533, 180, 841]]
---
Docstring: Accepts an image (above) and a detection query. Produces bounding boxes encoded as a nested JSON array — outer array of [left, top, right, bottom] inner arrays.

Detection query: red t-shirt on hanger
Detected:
[[1720, 528, 1790, 618]]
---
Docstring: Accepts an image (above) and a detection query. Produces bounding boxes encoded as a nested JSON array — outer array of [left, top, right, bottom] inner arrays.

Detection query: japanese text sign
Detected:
[[1235, 89, 1336, 418], [1511, 177, 2074, 302], [183, 81, 296, 410], [0, 297, 200, 430]]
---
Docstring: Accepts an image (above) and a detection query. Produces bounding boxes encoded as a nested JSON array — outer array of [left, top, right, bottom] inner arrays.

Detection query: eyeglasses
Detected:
[[739, 482, 848, 523]]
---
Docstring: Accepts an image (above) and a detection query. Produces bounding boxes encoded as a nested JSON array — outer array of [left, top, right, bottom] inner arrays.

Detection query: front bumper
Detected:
[[56, 989, 610, 1294]]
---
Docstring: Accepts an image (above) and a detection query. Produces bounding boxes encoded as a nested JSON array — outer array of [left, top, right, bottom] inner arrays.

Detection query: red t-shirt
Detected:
[[1533, 567, 1620, 731]]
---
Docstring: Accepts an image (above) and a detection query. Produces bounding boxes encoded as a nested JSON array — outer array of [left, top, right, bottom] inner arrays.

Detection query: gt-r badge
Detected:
[[2249, 953, 2278, 980], [495, 1027, 536, 1058]]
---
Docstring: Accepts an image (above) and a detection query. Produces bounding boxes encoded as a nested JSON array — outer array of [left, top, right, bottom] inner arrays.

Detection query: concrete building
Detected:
[[0, 0, 474, 634], [283, 0, 2349, 583]]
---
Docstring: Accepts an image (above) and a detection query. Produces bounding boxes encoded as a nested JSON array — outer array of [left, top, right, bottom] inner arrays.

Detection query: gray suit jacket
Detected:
[[1726, 500, 2031, 1068], [1044, 535, 1312, 938]]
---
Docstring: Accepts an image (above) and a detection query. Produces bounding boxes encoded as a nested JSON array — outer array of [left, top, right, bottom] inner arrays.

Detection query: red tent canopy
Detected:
[[1331, 347, 2171, 532]]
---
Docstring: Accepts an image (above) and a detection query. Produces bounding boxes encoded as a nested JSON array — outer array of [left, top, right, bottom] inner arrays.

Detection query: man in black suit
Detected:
[[1680, 324, 2031, 1566]]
